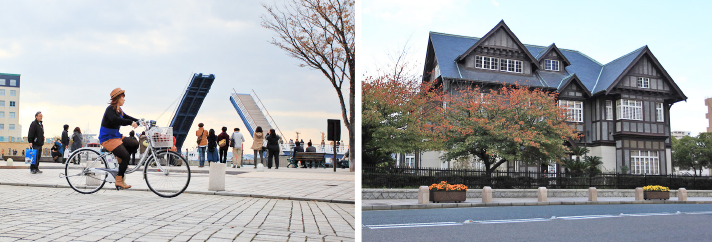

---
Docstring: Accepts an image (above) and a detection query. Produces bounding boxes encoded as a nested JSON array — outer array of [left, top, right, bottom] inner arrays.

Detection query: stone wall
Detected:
[[363, 188, 712, 199]]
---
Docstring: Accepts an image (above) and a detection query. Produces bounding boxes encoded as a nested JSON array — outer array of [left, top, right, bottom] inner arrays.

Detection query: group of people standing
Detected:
[[26, 112, 86, 174], [195, 124, 282, 169]]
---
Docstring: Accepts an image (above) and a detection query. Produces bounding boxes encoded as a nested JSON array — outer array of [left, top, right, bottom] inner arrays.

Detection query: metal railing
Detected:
[[363, 166, 712, 190]]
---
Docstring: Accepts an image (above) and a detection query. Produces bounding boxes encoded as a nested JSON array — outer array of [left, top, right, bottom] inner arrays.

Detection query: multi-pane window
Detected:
[[0, 112, 4, 118], [545, 59, 560, 71], [474, 55, 522, 73], [9, 90, 15, 96], [9, 124, 14, 130], [631, 150, 659, 175], [0, 89, 4, 95], [10, 80, 16, 86], [9, 112, 14, 119], [0, 79, 4, 85], [0, 101, 4, 107], [617, 99, 642, 120], [9, 101, 15, 107], [606, 100, 613, 120], [637, 77, 650, 88], [656, 103, 664, 122], [0, 124, 4, 130], [558, 100, 583, 122]]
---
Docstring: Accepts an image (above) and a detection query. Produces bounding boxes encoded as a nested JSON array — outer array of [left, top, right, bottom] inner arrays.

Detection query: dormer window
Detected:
[[474, 55, 521, 73], [475, 56, 499, 70], [545, 59, 560, 71], [637, 77, 650, 88]]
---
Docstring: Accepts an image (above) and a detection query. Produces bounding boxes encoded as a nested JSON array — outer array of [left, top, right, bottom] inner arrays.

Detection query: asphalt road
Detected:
[[363, 204, 712, 241]]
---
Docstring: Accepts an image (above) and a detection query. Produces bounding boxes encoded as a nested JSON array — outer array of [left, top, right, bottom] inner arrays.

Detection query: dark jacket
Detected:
[[217, 132, 230, 150], [292, 145, 304, 159], [306, 146, 317, 152], [99, 106, 138, 143], [207, 133, 217, 152], [28, 119, 44, 147], [71, 131, 82, 151], [265, 134, 281, 151], [62, 130, 69, 147]]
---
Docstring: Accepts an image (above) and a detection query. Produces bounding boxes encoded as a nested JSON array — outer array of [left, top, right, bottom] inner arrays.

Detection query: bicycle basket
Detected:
[[148, 127, 173, 148]]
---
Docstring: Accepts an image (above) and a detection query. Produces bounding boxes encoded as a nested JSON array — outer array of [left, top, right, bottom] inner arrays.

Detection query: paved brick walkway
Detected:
[[0, 185, 355, 241], [0, 162, 354, 203]]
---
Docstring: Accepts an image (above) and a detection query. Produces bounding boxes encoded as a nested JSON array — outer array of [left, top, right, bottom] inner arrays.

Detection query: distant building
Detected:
[[671, 131, 691, 140], [706, 98, 712, 132], [0, 73, 22, 142]]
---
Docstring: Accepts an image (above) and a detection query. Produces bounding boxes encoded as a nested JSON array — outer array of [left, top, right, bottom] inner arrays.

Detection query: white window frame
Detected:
[[637, 77, 650, 88], [0, 79, 5, 85], [8, 124, 14, 130], [0, 112, 4, 118], [631, 150, 659, 175], [474, 56, 500, 71], [0, 124, 4, 130], [616, 99, 643, 120], [606, 100, 613, 120], [0, 89, 4, 96], [9, 112, 14, 119], [656, 103, 664, 122], [9, 90, 15, 96], [9, 80, 16, 86], [545, 59, 560, 71], [558, 100, 583, 122], [0, 101, 4, 107]]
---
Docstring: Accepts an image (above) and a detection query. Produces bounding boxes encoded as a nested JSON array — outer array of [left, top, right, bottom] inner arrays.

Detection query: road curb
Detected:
[[0, 182, 355, 204], [362, 200, 712, 210]]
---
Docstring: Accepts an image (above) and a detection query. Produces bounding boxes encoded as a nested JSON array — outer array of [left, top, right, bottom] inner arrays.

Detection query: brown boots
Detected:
[[115, 157, 131, 189]]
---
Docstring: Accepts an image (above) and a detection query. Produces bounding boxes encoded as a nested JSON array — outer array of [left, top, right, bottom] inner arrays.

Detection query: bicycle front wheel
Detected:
[[65, 148, 108, 194], [144, 150, 191, 198]]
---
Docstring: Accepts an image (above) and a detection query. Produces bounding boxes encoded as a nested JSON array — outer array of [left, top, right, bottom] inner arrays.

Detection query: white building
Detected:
[[671, 131, 691, 140], [0, 73, 22, 142]]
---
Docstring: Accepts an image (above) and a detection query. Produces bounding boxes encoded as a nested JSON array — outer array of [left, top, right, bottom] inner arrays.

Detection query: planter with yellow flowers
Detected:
[[429, 181, 468, 203], [643, 185, 670, 200]]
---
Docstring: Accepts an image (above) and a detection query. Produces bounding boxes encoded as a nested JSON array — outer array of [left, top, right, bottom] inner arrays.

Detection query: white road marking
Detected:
[[364, 211, 712, 229]]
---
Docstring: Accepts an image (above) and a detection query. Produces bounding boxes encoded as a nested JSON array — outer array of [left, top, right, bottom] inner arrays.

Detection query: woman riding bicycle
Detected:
[[99, 88, 140, 189]]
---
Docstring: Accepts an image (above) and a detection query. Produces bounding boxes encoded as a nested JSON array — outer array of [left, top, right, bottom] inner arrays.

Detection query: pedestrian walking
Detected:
[[230, 128, 245, 168], [61, 124, 69, 163], [217, 127, 230, 164], [195, 123, 208, 167], [98, 88, 140, 190], [206, 129, 218, 165], [70, 127, 83, 164], [265, 129, 281, 169], [27, 111, 45, 174], [251, 126, 265, 168]]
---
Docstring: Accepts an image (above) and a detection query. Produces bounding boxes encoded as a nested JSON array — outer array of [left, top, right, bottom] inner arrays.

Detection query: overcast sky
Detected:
[[0, 0, 349, 150], [362, 0, 712, 136]]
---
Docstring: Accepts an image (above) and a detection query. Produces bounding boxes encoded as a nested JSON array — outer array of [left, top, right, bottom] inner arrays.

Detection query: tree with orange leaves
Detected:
[[435, 84, 581, 177]]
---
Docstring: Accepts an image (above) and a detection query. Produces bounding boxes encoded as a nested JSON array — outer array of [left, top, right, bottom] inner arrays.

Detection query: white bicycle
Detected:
[[61, 119, 191, 198]]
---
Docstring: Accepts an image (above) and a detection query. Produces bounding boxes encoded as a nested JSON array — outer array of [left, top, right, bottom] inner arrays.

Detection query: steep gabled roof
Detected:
[[601, 46, 687, 100], [558, 73, 591, 97], [536, 43, 572, 66], [591, 46, 646, 94], [455, 20, 541, 70]]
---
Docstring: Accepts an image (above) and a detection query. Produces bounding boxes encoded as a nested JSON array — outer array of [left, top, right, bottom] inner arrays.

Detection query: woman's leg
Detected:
[[272, 150, 279, 169], [198, 147, 205, 166]]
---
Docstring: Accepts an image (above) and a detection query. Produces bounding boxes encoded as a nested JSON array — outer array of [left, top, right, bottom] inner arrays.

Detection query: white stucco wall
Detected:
[[420, 151, 444, 168], [589, 145, 617, 173], [666, 148, 672, 175]]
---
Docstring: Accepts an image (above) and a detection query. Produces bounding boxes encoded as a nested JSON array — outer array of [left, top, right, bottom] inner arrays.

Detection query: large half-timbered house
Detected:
[[418, 20, 686, 175]]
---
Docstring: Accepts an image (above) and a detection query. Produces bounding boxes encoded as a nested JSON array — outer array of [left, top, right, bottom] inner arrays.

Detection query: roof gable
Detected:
[[558, 74, 591, 97], [455, 20, 540, 70], [536, 43, 571, 66], [601, 47, 687, 100]]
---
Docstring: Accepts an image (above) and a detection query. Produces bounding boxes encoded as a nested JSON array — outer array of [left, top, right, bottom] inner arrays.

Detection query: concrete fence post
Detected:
[[538, 187, 547, 202], [482, 186, 493, 203], [635, 187, 644, 201], [208, 163, 226, 191], [6, 158, 12, 166], [588, 187, 597, 202], [678, 188, 687, 201], [418, 186, 430, 204]]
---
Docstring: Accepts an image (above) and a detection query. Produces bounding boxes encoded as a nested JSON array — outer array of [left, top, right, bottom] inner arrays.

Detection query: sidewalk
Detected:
[[363, 196, 712, 210], [0, 160, 355, 204]]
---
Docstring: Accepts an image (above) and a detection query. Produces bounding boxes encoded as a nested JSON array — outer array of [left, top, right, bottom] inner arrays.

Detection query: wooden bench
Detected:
[[289, 152, 326, 168]]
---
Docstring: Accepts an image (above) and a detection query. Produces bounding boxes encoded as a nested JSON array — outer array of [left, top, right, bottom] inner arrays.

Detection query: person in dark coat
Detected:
[[292, 142, 305, 168], [206, 129, 218, 166], [70, 127, 83, 164], [27, 112, 45, 174], [217, 127, 230, 164], [61, 124, 69, 163], [305, 142, 317, 168], [129, 130, 138, 165], [98, 88, 139, 189], [265, 129, 281, 169]]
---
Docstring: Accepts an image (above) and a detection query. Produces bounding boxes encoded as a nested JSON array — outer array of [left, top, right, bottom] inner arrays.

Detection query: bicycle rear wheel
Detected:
[[65, 149, 108, 194], [144, 150, 191, 197]]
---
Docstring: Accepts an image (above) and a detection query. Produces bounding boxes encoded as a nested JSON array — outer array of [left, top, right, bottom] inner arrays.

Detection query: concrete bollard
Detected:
[[6, 158, 12, 166], [208, 163, 226, 191], [635, 187, 644, 201], [418, 186, 430, 204], [538, 187, 547, 202], [482, 186, 493, 203], [678, 188, 687, 201], [588, 187, 597, 201]]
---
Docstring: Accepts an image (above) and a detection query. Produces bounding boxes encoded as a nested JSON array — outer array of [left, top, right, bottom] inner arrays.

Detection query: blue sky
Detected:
[[0, 0, 349, 149], [361, 0, 712, 135]]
